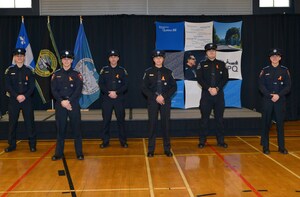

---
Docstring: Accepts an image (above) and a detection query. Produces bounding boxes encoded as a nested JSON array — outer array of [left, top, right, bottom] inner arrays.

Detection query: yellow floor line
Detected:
[[143, 138, 154, 197], [237, 136, 300, 180], [172, 152, 194, 197]]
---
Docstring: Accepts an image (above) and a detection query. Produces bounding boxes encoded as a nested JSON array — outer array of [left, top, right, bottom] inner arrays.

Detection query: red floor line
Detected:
[[1, 144, 56, 197], [207, 143, 263, 197]]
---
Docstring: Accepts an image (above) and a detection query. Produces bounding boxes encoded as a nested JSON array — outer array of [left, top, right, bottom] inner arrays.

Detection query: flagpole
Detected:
[[46, 15, 55, 112]]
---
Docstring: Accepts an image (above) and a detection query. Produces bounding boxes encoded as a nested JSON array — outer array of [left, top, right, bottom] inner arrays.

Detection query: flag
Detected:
[[35, 18, 60, 104], [14, 19, 35, 70], [73, 22, 100, 109]]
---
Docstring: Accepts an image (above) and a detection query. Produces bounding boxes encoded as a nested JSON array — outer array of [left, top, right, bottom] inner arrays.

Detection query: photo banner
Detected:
[[224, 80, 242, 108], [184, 21, 213, 51], [184, 80, 202, 109], [213, 21, 242, 50], [155, 22, 184, 51], [217, 51, 242, 80], [165, 51, 184, 80], [171, 80, 185, 109]]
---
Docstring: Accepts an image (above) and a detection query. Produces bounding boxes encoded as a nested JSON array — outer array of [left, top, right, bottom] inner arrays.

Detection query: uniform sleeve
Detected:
[[51, 74, 63, 102], [69, 72, 83, 102], [24, 69, 35, 98], [116, 68, 128, 95], [161, 71, 177, 100], [278, 69, 291, 97], [216, 62, 228, 91], [141, 71, 155, 99], [5, 68, 18, 99], [99, 68, 109, 95], [258, 69, 272, 98], [196, 64, 210, 90]]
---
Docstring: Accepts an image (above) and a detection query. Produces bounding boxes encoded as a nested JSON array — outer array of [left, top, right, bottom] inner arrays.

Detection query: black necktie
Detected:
[[157, 70, 162, 94]]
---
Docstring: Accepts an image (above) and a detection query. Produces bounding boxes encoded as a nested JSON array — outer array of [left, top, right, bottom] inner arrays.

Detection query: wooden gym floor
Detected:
[[0, 121, 300, 197]]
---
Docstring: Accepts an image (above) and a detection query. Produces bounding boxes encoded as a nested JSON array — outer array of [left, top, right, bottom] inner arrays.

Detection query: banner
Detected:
[[155, 22, 184, 51], [73, 22, 100, 109], [184, 21, 213, 51], [171, 80, 185, 109], [184, 80, 202, 109], [164, 51, 184, 80], [224, 80, 242, 108], [217, 51, 242, 80], [35, 19, 60, 103], [14, 19, 35, 70]]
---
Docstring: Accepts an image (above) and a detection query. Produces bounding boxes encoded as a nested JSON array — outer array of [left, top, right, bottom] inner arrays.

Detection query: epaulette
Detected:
[[5, 65, 15, 74], [119, 66, 128, 75], [145, 67, 152, 72], [100, 66, 109, 74], [54, 68, 61, 74], [262, 66, 270, 70], [280, 65, 288, 69]]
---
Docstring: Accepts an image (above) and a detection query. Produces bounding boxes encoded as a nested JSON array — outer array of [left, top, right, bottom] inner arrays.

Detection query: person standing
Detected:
[[141, 50, 177, 157], [259, 48, 291, 154], [196, 43, 229, 148], [99, 50, 128, 148], [4, 48, 36, 152], [51, 50, 84, 160]]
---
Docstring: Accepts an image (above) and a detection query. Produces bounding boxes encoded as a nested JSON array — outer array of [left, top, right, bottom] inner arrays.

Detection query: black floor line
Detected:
[[62, 157, 76, 197]]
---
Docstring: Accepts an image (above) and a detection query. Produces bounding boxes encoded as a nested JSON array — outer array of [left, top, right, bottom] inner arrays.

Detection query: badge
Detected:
[[11, 73, 16, 75], [69, 76, 73, 81], [204, 65, 208, 68], [24, 82, 28, 85], [278, 76, 282, 81], [266, 73, 270, 76], [216, 65, 219, 69], [118, 80, 121, 83], [70, 84, 74, 87], [26, 75, 28, 81], [164, 82, 167, 85], [161, 76, 165, 81], [116, 74, 119, 79]]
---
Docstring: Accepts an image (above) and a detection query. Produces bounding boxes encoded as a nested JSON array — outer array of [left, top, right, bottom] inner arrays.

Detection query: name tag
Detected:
[[149, 74, 154, 76]]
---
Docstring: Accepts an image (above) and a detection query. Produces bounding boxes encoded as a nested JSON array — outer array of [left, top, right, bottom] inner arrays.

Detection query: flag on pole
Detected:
[[73, 18, 100, 108], [14, 17, 35, 70], [35, 17, 60, 104]]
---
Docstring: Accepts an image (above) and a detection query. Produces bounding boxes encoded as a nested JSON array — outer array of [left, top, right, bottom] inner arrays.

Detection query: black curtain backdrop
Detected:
[[0, 15, 299, 120]]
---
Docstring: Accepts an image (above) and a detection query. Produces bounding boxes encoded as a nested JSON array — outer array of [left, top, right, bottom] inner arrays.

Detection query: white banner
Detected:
[[184, 21, 213, 51], [217, 51, 242, 80], [184, 80, 202, 109]]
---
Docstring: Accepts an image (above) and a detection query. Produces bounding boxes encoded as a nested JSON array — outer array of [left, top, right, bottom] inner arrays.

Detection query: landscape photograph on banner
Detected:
[[213, 21, 242, 50]]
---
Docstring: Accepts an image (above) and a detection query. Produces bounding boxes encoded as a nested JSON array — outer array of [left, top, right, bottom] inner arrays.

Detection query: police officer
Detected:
[[184, 53, 197, 80], [99, 50, 128, 148], [51, 50, 84, 160], [4, 48, 36, 152], [259, 48, 291, 154], [141, 50, 177, 157], [196, 43, 229, 148]]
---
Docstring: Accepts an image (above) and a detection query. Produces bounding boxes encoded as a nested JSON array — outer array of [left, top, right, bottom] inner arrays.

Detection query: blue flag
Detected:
[[73, 23, 100, 109], [14, 21, 35, 70]]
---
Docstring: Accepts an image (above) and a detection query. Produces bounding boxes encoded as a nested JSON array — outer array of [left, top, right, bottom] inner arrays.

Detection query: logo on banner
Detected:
[[225, 59, 239, 72], [75, 58, 99, 95], [35, 49, 57, 77]]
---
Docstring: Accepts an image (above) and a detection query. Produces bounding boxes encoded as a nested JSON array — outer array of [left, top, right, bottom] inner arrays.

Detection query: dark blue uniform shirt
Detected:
[[5, 64, 35, 99], [259, 65, 291, 99], [99, 65, 128, 99], [51, 68, 83, 103]]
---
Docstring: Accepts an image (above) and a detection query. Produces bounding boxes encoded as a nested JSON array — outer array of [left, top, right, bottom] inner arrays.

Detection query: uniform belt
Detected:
[[62, 96, 70, 99]]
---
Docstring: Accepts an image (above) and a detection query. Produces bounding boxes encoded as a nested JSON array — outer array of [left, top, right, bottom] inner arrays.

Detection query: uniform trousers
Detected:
[[147, 100, 171, 152], [8, 97, 36, 148], [101, 97, 126, 144], [261, 98, 286, 149], [54, 102, 83, 157], [199, 91, 225, 144]]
